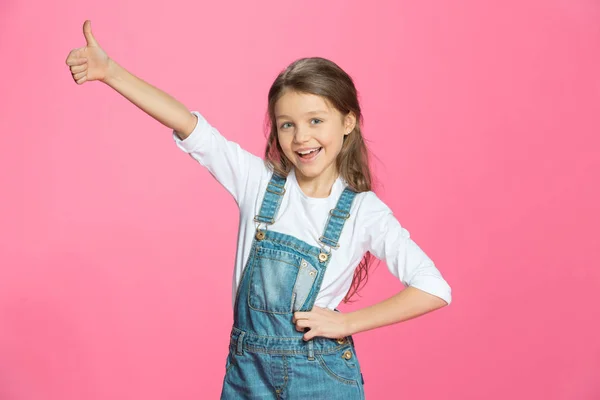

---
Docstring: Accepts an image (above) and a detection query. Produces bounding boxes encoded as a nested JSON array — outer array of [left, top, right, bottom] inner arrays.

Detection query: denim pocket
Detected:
[[248, 247, 318, 314], [316, 347, 360, 386]]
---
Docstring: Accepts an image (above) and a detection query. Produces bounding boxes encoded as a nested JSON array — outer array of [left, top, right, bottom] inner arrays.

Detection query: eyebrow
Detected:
[[275, 110, 329, 120]]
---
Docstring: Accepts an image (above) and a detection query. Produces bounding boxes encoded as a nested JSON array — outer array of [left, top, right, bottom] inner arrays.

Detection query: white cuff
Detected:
[[409, 275, 452, 305]]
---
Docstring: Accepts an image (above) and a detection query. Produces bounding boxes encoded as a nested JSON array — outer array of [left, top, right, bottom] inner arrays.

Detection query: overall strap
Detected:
[[319, 187, 357, 249], [254, 173, 287, 225]]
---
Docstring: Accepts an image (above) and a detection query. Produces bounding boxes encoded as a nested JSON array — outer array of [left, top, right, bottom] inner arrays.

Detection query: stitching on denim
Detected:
[[256, 255, 300, 269], [274, 355, 289, 399], [258, 232, 328, 262], [244, 344, 347, 356], [315, 354, 359, 386], [268, 354, 276, 397], [248, 301, 294, 314], [282, 355, 290, 394], [246, 247, 260, 314], [256, 245, 321, 268], [231, 328, 306, 340]]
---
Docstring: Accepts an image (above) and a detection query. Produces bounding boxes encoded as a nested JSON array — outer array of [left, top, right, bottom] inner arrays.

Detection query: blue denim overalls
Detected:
[[220, 173, 365, 399]]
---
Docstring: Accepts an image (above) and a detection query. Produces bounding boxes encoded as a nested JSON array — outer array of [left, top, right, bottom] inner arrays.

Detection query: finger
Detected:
[[295, 320, 309, 332], [70, 63, 87, 74], [76, 75, 87, 85], [83, 20, 98, 46], [293, 312, 310, 322], [303, 329, 317, 341], [65, 49, 76, 65], [73, 71, 87, 81], [66, 56, 87, 67]]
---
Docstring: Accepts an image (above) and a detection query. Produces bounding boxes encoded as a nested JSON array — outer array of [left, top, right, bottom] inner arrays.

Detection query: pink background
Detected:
[[1, 0, 599, 399]]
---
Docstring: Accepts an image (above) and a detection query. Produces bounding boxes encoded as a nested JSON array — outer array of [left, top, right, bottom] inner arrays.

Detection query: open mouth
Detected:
[[296, 147, 322, 161]]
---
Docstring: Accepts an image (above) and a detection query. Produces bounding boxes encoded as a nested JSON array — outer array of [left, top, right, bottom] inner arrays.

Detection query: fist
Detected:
[[65, 20, 110, 84]]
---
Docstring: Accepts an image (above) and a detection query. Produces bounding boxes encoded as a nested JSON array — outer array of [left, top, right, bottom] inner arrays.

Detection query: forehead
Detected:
[[274, 91, 333, 118]]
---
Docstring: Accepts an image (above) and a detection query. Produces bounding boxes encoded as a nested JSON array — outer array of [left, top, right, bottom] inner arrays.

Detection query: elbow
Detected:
[[175, 113, 198, 140]]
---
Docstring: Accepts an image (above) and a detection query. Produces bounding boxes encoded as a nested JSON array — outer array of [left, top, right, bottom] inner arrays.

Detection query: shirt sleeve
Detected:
[[361, 193, 452, 305], [172, 111, 266, 205]]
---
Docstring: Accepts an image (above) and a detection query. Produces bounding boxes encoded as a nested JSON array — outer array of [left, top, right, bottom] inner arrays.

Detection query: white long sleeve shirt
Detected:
[[173, 111, 452, 309]]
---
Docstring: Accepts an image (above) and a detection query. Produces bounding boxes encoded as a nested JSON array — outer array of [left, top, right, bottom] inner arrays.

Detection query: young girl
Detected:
[[66, 20, 451, 399]]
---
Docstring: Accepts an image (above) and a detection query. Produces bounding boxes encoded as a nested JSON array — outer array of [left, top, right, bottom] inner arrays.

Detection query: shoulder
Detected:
[[352, 190, 393, 217], [348, 190, 397, 234], [350, 190, 413, 239]]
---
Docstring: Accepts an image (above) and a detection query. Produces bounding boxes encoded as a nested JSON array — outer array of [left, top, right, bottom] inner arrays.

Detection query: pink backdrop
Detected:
[[1, 0, 599, 399]]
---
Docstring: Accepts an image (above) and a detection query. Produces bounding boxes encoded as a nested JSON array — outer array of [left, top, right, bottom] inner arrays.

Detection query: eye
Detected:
[[310, 118, 323, 125], [280, 122, 293, 129]]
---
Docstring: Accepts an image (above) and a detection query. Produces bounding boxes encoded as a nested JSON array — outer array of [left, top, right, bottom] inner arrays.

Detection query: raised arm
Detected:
[[65, 20, 197, 138]]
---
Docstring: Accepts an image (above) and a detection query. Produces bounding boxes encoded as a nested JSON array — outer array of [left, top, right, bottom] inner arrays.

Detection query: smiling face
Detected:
[[274, 90, 356, 189]]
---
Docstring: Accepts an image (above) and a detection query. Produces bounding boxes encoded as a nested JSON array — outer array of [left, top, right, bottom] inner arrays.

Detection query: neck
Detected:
[[294, 167, 339, 198]]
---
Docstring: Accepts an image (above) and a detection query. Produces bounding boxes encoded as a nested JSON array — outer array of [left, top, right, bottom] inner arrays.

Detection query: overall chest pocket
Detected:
[[248, 247, 319, 314]]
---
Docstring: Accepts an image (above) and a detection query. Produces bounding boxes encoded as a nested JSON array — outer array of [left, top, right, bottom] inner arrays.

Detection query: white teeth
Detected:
[[298, 148, 319, 155]]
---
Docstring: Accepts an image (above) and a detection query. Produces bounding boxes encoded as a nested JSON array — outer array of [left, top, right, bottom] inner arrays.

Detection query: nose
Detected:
[[293, 126, 310, 144]]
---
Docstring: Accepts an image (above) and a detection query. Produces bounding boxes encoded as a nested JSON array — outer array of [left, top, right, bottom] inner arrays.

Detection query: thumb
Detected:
[[83, 20, 98, 46]]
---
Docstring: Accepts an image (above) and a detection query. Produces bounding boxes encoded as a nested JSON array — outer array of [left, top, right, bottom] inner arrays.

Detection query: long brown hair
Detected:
[[264, 57, 376, 302]]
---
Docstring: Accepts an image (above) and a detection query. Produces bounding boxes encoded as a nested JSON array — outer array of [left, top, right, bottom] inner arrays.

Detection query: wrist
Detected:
[[102, 58, 119, 85], [343, 311, 361, 336]]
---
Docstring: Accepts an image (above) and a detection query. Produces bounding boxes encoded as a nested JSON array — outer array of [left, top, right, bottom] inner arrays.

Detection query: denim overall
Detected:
[[220, 173, 365, 399]]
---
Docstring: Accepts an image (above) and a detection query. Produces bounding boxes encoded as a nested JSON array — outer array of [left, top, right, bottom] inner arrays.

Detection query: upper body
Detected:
[[173, 111, 452, 309], [67, 23, 451, 337]]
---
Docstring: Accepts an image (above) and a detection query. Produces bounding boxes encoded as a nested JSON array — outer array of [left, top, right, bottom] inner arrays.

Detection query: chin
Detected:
[[297, 162, 334, 179], [297, 168, 322, 178]]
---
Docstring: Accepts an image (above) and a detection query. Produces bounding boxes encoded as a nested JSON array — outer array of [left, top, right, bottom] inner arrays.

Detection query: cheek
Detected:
[[276, 133, 286, 148], [322, 133, 345, 153], [277, 135, 293, 154]]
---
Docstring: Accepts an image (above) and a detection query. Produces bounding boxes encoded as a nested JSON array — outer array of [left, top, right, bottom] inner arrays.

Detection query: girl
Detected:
[[66, 20, 452, 399]]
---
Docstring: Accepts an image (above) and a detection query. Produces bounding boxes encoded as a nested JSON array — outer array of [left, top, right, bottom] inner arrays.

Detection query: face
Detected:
[[274, 90, 356, 185]]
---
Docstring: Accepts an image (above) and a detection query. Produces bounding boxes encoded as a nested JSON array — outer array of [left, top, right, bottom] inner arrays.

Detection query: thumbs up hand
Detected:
[[65, 20, 110, 84]]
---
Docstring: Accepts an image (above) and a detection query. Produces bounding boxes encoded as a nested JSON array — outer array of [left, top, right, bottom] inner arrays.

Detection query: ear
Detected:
[[344, 112, 357, 135]]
